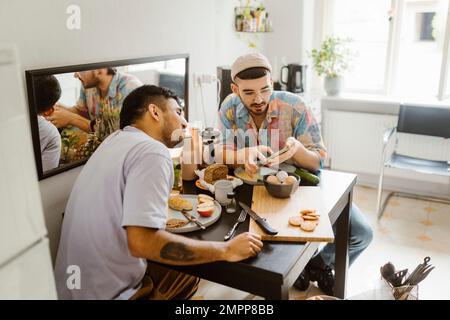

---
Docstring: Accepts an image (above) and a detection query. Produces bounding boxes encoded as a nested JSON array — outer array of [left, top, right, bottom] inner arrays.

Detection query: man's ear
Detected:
[[148, 104, 161, 122], [231, 82, 239, 95], [42, 107, 54, 117]]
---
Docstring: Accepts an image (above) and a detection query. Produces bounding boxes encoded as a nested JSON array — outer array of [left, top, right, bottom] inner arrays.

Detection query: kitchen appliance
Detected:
[[217, 66, 232, 108], [201, 127, 221, 165], [280, 64, 307, 93]]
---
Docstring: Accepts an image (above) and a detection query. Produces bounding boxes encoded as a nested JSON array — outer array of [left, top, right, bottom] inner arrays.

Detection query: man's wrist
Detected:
[[71, 113, 91, 132], [90, 119, 96, 132], [218, 242, 230, 261]]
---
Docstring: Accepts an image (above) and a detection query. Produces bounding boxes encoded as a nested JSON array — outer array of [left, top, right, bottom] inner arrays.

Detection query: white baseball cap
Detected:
[[231, 53, 272, 81]]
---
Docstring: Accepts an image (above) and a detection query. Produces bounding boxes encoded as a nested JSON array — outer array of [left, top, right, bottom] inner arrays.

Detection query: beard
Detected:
[[247, 101, 268, 116], [163, 126, 185, 148], [81, 77, 100, 89]]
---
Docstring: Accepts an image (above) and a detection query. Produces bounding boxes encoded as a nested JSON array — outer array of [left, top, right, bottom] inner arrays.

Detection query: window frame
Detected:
[[438, 1, 450, 99]]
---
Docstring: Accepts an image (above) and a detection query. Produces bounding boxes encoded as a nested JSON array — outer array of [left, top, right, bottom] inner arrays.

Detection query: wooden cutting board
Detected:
[[249, 186, 334, 243]]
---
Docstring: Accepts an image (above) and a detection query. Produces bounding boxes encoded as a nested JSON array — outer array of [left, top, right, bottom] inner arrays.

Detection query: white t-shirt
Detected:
[[38, 115, 61, 171], [54, 126, 174, 300]]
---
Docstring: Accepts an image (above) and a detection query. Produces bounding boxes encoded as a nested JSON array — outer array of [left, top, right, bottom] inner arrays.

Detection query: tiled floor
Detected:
[[190, 185, 450, 300]]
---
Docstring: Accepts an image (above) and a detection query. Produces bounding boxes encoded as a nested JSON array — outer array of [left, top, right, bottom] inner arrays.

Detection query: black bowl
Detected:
[[263, 172, 301, 198]]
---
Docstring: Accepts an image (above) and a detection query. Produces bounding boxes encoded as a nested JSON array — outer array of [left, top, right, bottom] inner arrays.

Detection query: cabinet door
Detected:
[[0, 238, 56, 300], [0, 46, 47, 265]]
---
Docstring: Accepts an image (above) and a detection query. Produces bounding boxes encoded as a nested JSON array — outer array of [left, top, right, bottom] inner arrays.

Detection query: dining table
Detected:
[[157, 169, 356, 300]]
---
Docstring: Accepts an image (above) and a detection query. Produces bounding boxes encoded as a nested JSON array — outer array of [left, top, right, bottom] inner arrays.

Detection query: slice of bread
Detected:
[[169, 196, 193, 211], [204, 164, 228, 184]]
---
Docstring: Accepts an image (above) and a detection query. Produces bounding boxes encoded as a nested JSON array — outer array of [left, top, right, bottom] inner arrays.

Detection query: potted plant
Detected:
[[310, 36, 354, 96]]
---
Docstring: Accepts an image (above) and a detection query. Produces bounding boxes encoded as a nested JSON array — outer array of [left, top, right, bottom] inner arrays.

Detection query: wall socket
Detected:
[[193, 73, 217, 87]]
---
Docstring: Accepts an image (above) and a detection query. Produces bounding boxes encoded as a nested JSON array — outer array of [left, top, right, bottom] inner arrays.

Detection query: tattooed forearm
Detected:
[[160, 242, 196, 262]]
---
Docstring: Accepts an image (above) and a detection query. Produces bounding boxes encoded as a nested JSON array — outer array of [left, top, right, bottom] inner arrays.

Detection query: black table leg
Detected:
[[334, 190, 352, 299]]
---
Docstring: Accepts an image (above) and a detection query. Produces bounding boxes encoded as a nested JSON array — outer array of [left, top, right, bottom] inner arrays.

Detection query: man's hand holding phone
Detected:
[[266, 137, 301, 166]]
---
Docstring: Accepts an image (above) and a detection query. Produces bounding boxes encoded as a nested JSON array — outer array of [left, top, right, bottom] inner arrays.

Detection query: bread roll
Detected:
[[204, 164, 228, 184]]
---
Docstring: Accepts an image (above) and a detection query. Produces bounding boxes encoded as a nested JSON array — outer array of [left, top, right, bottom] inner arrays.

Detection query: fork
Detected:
[[224, 209, 248, 241]]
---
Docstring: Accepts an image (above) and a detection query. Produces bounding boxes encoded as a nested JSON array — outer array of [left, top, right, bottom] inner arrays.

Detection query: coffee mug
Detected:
[[214, 180, 233, 205]]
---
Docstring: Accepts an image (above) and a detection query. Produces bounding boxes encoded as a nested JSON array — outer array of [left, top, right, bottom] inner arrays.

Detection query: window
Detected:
[[330, 0, 391, 93], [394, 0, 448, 98], [323, 0, 450, 100]]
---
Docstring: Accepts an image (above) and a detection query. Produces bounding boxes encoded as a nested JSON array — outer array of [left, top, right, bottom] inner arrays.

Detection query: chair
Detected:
[[376, 104, 450, 220]]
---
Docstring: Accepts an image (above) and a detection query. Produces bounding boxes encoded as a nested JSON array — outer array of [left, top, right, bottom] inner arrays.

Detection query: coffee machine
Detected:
[[280, 64, 307, 93]]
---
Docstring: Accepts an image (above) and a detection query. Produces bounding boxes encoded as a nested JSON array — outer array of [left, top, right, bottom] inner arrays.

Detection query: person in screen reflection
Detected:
[[34, 75, 62, 171], [47, 68, 142, 133]]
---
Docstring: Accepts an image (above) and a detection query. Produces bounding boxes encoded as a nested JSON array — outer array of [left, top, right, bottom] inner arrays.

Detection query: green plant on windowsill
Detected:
[[309, 35, 354, 96]]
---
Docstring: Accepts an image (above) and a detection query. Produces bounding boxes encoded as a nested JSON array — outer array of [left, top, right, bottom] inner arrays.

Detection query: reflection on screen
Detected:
[[32, 58, 186, 176]]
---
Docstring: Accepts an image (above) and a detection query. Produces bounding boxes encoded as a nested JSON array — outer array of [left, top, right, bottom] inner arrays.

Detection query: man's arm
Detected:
[[55, 102, 79, 114], [289, 100, 327, 172], [291, 143, 321, 172], [121, 153, 263, 266], [47, 105, 91, 132], [69, 113, 91, 132], [215, 103, 272, 173], [126, 226, 263, 265], [267, 137, 321, 172]]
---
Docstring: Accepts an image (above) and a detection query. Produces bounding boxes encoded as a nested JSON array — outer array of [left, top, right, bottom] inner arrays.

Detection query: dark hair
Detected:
[[235, 67, 270, 81], [34, 75, 61, 114], [120, 85, 181, 129], [107, 67, 117, 75]]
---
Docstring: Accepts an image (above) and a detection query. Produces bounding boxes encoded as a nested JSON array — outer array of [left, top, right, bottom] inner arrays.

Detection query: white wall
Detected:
[[263, 0, 303, 67], [214, 0, 256, 68], [261, 0, 326, 92], [1, 0, 248, 262], [0, 0, 318, 262]]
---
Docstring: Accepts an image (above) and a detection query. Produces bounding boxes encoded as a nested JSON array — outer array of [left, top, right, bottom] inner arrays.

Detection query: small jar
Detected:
[[226, 192, 237, 214]]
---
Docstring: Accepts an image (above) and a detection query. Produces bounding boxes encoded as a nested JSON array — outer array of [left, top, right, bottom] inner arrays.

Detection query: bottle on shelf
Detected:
[[265, 12, 272, 32]]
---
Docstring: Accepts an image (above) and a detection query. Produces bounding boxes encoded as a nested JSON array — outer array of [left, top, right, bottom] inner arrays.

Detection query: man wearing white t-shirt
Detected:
[[34, 75, 62, 171], [55, 85, 263, 300]]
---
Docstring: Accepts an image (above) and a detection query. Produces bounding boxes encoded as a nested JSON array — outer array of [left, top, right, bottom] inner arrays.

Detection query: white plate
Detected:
[[166, 194, 222, 233], [234, 163, 297, 185]]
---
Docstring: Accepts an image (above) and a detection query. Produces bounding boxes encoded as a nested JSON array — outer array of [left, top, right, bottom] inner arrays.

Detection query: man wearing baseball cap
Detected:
[[216, 52, 373, 296]]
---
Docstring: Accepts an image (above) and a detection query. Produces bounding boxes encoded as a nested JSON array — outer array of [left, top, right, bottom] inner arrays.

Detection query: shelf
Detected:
[[236, 31, 273, 34], [235, 4, 273, 34]]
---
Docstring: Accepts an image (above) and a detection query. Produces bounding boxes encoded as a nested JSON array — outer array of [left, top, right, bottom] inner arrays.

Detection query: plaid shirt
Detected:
[[74, 72, 142, 120], [217, 91, 327, 164]]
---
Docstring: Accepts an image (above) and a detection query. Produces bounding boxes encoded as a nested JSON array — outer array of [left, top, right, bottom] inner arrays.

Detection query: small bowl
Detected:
[[263, 172, 301, 198]]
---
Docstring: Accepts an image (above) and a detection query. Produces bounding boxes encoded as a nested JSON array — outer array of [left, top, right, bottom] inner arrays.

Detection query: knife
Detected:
[[239, 202, 278, 235], [181, 210, 206, 230]]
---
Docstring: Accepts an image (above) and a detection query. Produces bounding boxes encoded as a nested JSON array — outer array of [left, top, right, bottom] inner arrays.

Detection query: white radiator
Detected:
[[323, 110, 450, 187]]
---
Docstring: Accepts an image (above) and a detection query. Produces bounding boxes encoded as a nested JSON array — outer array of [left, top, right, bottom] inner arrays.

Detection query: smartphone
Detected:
[[266, 146, 290, 161]]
